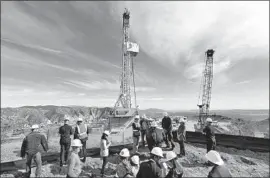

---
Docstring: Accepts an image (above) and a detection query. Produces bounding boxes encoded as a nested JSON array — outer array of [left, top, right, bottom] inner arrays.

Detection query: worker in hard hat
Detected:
[[115, 148, 133, 177], [140, 114, 149, 147], [205, 150, 232, 178], [21, 124, 48, 177], [59, 116, 73, 167], [67, 139, 83, 178], [177, 118, 186, 157], [164, 151, 184, 178], [100, 130, 111, 177], [147, 121, 165, 151], [162, 112, 175, 150], [132, 115, 141, 154], [130, 155, 140, 177], [203, 118, 216, 153], [136, 147, 163, 178], [74, 117, 90, 162]]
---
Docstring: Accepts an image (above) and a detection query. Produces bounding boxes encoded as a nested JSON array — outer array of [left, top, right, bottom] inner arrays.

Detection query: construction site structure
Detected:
[[195, 49, 215, 132], [108, 8, 139, 135]]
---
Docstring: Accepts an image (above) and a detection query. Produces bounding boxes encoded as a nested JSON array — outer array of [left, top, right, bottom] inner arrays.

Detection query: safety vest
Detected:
[[77, 124, 87, 134]]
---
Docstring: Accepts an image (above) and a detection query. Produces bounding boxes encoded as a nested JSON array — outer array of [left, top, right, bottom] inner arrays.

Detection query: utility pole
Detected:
[[195, 49, 215, 131]]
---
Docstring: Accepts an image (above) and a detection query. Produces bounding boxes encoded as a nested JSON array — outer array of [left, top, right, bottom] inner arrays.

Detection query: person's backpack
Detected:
[[155, 128, 164, 143], [141, 120, 148, 130]]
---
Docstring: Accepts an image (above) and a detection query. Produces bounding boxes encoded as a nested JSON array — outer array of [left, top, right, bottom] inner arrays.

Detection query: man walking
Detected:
[[132, 115, 141, 154], [162, 112, 175, 150], [21, 124, 48, 177], [74, 118, 90, 162], [177, 118, 186, 157], [140, 114, 149, 147], [59, 116, 73, 166], [203, 118, 216, 153]]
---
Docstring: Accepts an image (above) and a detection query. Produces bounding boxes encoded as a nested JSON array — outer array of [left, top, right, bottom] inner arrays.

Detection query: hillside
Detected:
[[1, 106, 113, 132]]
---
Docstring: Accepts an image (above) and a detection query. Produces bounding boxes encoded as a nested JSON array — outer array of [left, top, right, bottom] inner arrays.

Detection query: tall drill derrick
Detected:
[[113, 8, 139, 114], [121, 8, 131, 108], [197, 49, 215, 128]]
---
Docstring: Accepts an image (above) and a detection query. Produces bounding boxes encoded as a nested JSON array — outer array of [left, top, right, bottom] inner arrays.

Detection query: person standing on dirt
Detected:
[[67, 139, 83, 178], [136, 147, 164, 178], [177, 118, 186, 157], [100, 130, 111, 177], [205, 150, 232, 178], [203, 118, 216, 153], [132, 115, 141, 154], [147, 121, 164, 151], [162, 112, 175, 150], [59, 116, 73, 167], [140, 114, 149, 147], [115, 148, 133, 177], [74, 117, 90, 163], [164, 151, 184, 178], [21, 124, 48, 178]]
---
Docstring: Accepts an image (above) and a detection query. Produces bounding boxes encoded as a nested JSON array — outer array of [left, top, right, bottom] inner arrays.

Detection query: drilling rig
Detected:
[[194, 49, 215, 132], [108, 8, 139, 133]]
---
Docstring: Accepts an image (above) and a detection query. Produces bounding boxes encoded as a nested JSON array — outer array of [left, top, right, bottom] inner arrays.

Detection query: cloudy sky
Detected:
[[1, 1, 269, 110]]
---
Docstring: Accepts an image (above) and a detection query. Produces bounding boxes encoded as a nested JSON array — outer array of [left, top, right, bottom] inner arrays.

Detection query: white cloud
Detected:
[[236, 80, 251, 85], [112, 1, 269, 79]]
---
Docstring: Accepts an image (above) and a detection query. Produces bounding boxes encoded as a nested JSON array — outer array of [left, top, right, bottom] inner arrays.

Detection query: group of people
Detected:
[[131, 113, 186, 157], [20, 112, 232, 178], [20, 116, 91, 177]]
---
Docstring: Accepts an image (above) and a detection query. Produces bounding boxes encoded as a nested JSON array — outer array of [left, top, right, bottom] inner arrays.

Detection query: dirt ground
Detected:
[[1, 142, 269, 178], [1, 121, 269, 177]]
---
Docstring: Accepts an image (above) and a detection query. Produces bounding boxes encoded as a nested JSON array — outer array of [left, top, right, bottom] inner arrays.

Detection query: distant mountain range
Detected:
[[1, 105, 268, 124], [1, 106, 268, 138]]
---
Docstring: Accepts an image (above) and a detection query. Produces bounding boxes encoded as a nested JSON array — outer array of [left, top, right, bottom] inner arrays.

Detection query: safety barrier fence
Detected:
[[184, 131, 270, 152]]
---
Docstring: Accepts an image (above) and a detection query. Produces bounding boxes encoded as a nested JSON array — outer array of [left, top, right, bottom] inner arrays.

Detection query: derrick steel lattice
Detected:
[[197, 49, 215, 126], [113, 8, 139, 112]]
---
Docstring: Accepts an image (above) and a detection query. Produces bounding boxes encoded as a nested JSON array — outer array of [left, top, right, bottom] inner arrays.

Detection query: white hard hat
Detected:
[[103, 130, 110, 136], [31, 124, 39, 129], [205, 150, 224, 166], [142, 114, 147, 118], [206, 118, 213, 123], [71, 139, 83, 147], [151, 122, 158, 127], [119, 148, 130, 157], [151, 147, 163, 157], [131, 155, 140, 165], [64, 116, 70, 121], [166, 151, 177, 161], [77, 118, 83, 122], [163, 112, 168, 116], [134, 115, 140, 119], [179, 118, 185, 123]]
